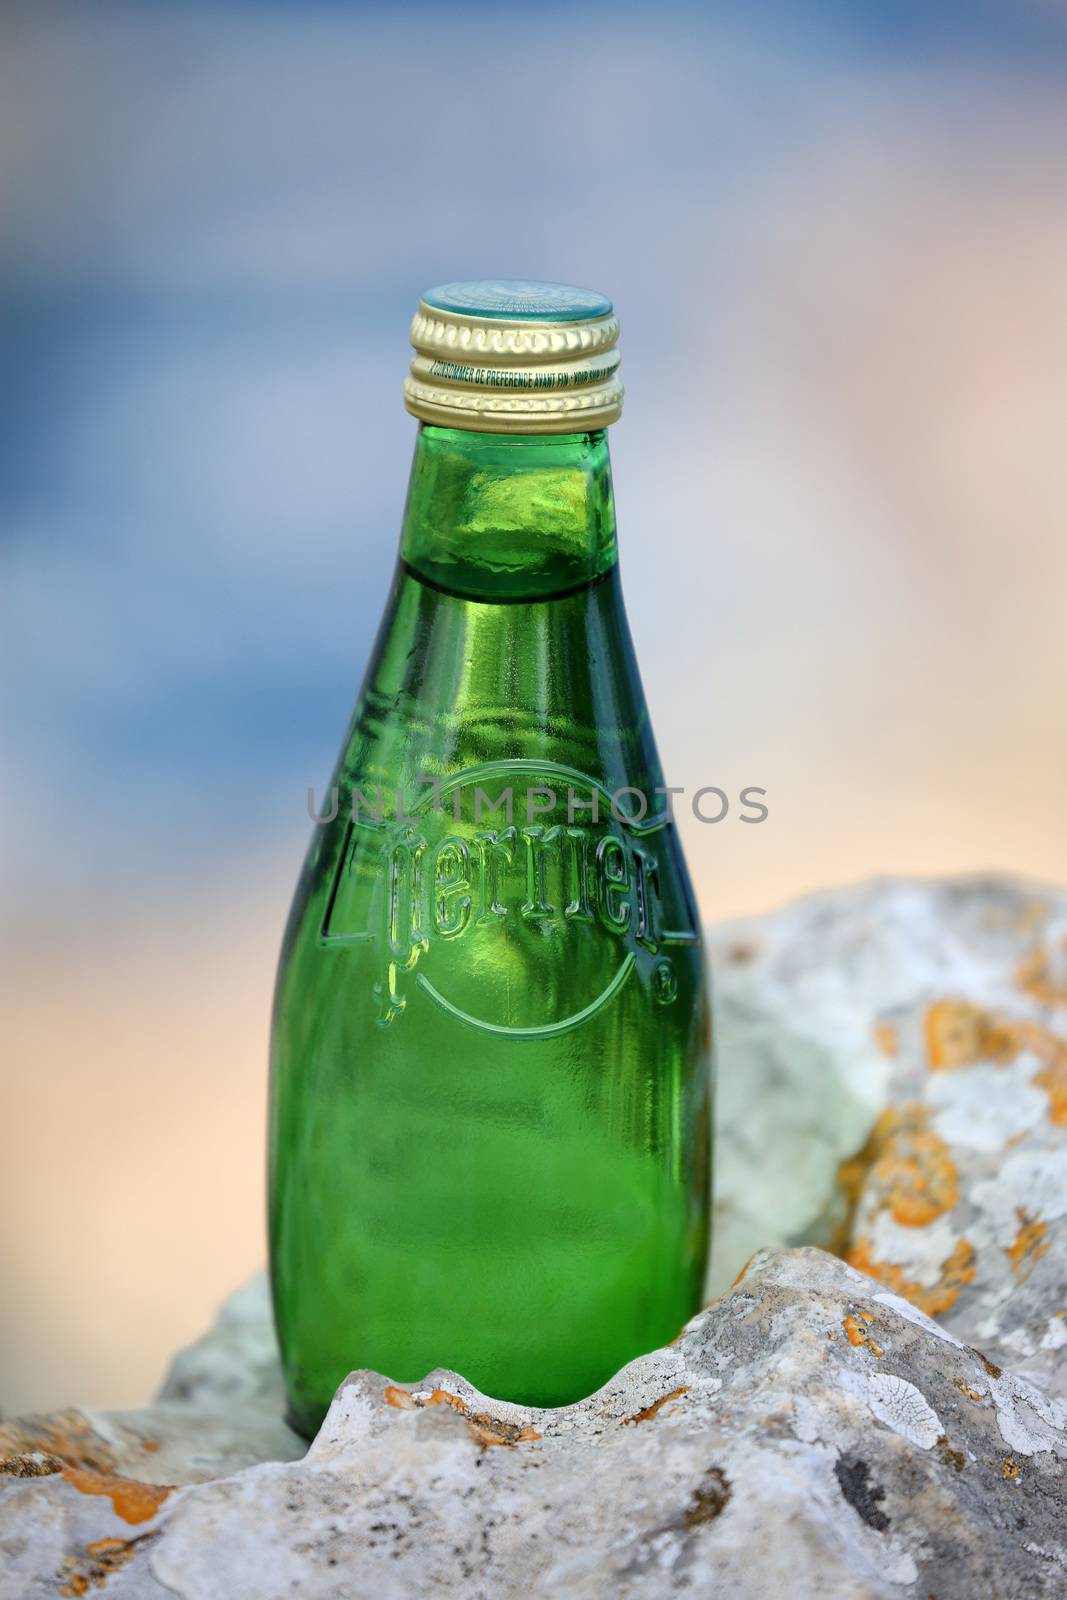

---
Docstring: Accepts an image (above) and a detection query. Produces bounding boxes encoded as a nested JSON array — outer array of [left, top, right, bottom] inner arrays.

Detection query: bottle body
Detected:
[[269, 427, 712, 1436]]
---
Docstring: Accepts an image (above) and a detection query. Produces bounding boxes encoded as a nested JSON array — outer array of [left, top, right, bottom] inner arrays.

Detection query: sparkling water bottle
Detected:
[[269, 281, 713, 1435]]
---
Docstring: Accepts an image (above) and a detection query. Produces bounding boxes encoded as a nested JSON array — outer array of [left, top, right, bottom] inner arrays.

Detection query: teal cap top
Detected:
[[421, 279, 612, 323]]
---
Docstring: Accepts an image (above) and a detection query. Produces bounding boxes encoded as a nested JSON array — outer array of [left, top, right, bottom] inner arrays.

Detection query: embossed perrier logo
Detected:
[[319, 761, 699, 1036]]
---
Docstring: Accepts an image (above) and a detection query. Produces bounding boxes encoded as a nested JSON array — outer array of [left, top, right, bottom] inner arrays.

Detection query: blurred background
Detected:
[[4, 0, 1067, 1416]]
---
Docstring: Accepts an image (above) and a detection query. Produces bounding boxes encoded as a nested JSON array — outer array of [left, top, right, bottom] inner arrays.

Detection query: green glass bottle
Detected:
[[269, 281, 713, 1436]]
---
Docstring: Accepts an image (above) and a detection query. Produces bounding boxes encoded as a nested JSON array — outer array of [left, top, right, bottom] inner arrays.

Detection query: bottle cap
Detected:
[[404, 280, 623, 434]]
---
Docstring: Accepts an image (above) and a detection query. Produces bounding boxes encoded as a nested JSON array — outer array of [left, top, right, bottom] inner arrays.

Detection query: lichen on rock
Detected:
[[3, 1247, 1065, 1598], [711, 877, 1067, 1399]]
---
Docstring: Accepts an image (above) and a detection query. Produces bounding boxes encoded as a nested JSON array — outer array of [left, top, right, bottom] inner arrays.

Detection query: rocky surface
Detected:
[[2, 1248, 1066, 1598], [3, 875, 1066, 1597], [709, 877, 1067, 1396], [0, 1280, 304, 1493]]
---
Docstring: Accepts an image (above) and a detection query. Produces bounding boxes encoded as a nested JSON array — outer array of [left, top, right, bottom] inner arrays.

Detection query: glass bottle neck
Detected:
[[399, 425, 618, 602]]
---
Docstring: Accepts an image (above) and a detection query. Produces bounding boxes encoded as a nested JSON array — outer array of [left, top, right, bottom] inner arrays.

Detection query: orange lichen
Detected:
[[62, 1468, 171, 1526], [912, 996, 1067, 1123], [925, 1000, 1016, 1071], [953, 1378, 984, 1403], [625, 1386, 689, 1424], [847, 1236, 976, 1319], [86, 1538, 130, 1559], [832, 1105, 959, 1258], [831, 1141, 877, 1259], [1034, 1052, 1067, 1126], [1007, 1211, 1050, 1281], [1001, 1456, 1021, 1480], [60, 1536, 140, 1596], [839, 1116, 891, 1205], [0, 1410, 116, 1475], [873, 1021, 899, 1059], [842, 1314, 883, 1357], [965, 1014, 1067, 1124], [902, 992, 1067, 1121], [464, 1416, 541, 1451], [730, 1253, 757, 1289], [384, 1384, 539, 1448], [858, 1104, 960, 1227], [1016, 943, 1067, 1007]]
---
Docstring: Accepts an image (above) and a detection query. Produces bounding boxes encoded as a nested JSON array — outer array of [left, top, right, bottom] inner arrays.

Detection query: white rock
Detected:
[[3, 1249, 1066, 1599], [712, 876, 1067, 1396]]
